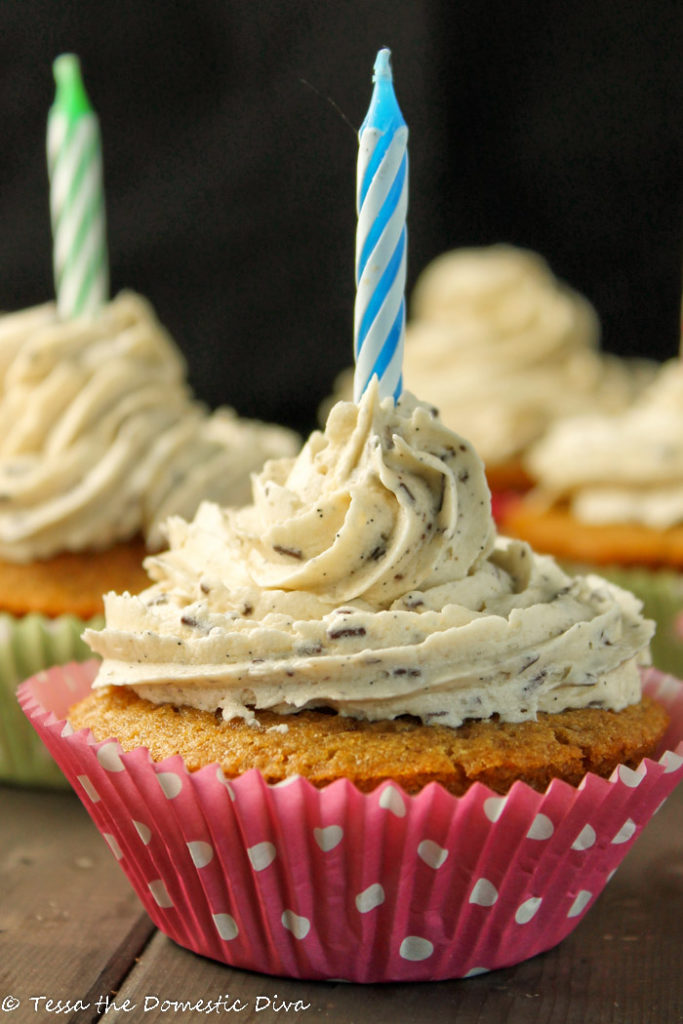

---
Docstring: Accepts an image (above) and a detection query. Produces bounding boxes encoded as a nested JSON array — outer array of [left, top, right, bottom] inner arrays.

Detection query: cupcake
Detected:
[[499, 354, 683, 675], [323, 245, 655, 495], [19, 382, 682, 981], [0, 290, 298, 787]]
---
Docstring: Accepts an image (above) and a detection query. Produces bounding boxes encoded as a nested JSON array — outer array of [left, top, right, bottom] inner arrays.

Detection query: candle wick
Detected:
[[373, 48, 393, 83]]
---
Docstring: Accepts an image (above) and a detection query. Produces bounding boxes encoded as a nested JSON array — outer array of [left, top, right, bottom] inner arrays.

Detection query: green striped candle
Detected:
[[47, 54, 109, 319]]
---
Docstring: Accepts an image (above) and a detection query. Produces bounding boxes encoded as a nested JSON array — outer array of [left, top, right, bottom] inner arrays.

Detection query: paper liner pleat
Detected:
[[0, 616, 99, 787], [18, 661, 683, 982]]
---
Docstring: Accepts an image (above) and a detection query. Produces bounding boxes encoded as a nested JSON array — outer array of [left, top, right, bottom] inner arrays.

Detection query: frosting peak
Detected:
[[236, 382, 495, 605], [0, 292, 298, 560]]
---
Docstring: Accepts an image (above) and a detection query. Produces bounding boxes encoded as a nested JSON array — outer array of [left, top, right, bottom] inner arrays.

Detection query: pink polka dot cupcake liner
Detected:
[[17, 662, 683, 983]]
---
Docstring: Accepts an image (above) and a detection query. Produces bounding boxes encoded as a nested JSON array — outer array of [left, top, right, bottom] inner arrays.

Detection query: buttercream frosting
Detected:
[[0, 291, 298, 560], [86, 381, 653, 728], [526, 356, 683, 529]]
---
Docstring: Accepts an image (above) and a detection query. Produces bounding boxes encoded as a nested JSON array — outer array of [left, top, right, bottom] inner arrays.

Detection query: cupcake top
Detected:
[[86, 380, 653, 729], [525, 356, 683, 529], [400, 245, 655, 465], [0, 291, 298, 561]]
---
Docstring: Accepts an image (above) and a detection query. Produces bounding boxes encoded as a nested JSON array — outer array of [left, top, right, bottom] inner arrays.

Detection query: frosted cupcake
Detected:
[[407, 245, 657, 491], [499, 355, 683, 674], [19, 382, 682, 981], [0, 290, 298, 786]]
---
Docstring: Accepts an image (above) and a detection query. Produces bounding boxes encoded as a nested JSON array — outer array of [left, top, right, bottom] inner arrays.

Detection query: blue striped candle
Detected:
[[353, 48, 408, 403]]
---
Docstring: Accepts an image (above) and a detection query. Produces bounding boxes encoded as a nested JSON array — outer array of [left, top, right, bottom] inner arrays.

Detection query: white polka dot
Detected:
[[77, 775, 100, 802], [216, 766, 236, 798], [248, 842, 277, 871], [314, 825, 344, 852], [97, 742, 125, 773], [379, 785, 406, 817], [660, 750, 683, 774], [526, 813, 554, 840], [61, 721, 74, 737], [611, 818, 637, 844], [567, 890, 592, 918], [187, 841, 214, 868], [464, 966, 490, 977], [469, 878, 498, 907], [399, 936, 434, 962], [213, 913, 239, 941], [148, 880, 173, 908], [571, 824, 596, 851], [157, 772, 183, 799], [103, 833, 123, 860], [618, 764, 646, 787], [606, 868, 617, 882], [515, 897, 542, 924], [417, 840, 448, 869], [483, 796, 507, 822], [281, 910, 310, 940], [133, 820, 152, 845], [355, 884, 385, 913]]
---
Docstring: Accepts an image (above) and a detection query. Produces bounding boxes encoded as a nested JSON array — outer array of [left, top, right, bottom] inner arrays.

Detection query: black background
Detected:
[[1, 0, 681, 434]]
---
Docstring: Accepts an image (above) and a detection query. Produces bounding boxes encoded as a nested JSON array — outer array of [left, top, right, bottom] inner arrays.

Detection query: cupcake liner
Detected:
[[18, 662, 683, 983], [562, 564, 683, 677], [0, 612, 101, 787]]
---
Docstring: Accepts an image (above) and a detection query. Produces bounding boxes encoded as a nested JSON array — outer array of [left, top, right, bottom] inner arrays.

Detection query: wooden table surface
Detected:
[[1, 781, 681, 1024]]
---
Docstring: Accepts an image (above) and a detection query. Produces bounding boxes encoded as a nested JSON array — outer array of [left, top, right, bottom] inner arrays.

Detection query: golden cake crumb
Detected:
[[69, 687, 669, 795], [0, 538, 150, 618]]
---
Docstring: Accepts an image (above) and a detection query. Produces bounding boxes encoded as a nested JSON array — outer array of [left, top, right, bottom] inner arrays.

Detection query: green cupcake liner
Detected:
[[561, 563, 683, 677], [0, 612, 102, 788]]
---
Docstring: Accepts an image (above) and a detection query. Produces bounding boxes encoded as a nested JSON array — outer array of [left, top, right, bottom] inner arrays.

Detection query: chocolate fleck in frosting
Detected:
[[85, 379, 654, 728]]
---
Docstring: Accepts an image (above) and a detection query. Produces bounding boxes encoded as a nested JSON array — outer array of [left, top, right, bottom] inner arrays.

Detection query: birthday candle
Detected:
[[47, 54, 109, 319], [353, 48, 408, 403]]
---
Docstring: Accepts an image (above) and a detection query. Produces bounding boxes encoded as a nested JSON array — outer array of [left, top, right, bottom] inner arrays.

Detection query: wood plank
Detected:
[[0, 786, 154, 1018], [102, 781, 682, 1024]]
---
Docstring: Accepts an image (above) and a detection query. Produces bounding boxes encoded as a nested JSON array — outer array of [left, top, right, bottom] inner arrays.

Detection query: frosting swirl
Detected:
[[526, 357, 683, 528], [86, 382, 653, 727], [400, 245, 654, 464], [0, 291, 298, 560]]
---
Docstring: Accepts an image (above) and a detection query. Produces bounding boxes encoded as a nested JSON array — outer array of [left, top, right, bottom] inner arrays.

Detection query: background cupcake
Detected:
[[0, 57, 298, 787], [0, 291, 298, 787], [498, 352, 683, 675]]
